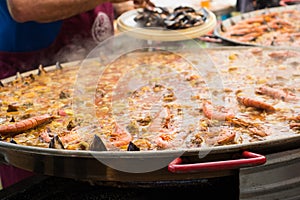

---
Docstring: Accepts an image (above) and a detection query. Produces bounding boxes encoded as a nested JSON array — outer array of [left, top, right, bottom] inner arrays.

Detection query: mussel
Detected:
[[127, 141, 140, 151], [89, 134, 107, 151], [134, 6, 207, 30], [56, 61, 63, 70], [49, 135, 64, 149]]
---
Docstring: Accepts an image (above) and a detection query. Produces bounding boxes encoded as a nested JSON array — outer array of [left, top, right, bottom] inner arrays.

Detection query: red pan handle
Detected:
[[168, 151, 266, 173]]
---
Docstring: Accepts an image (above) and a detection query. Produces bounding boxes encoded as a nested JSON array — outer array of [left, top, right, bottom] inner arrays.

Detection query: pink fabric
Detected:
[[0, 165, 34, 188], [0, 3, 114, 188]]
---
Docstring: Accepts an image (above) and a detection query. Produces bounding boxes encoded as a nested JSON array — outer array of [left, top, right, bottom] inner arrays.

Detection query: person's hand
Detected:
[[133, 0, 155, 8], [109, 0, 154, 7], [112, 0, 155, 18]]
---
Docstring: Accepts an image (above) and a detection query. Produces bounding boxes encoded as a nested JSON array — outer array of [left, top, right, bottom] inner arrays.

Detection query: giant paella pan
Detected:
[[0, 35, 300, 181]]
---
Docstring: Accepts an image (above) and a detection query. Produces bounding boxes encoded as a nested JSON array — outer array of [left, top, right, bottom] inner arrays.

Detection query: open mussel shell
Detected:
[[89, 134, 107, 151], [173, 6, 196, 13], [127, 141, 140, 151], [56, 61, 63, 70], [49, 135, 64, 149]]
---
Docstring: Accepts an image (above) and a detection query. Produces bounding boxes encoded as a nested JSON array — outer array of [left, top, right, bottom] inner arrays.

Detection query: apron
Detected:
[[0, 3, 114, 188], [0, 3, 114, 80]]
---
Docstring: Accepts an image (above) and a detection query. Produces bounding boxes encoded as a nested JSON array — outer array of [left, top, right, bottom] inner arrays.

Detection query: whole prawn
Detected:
[[202, 100, 235, 121], [290, 123, 300, 130], [256, 85, 298, 102], [109, 124, 132, 147], [0, 114, 54, 136], [237, 96, 276, 112], [287, 115, 300, 130], [287, 115, 300, 122]]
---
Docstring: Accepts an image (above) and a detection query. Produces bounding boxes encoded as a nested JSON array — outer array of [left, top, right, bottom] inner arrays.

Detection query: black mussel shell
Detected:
[[10, 138, 17, 144], [174, 6, 195, 13], [127, 141, 140, 151], [10, 117, 15, 122], [49, 135, 64, 149]]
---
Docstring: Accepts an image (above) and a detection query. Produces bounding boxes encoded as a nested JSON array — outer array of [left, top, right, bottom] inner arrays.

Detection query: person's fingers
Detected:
[[146, 0, 155, 7], [133, 0, 155, 8], [133, 0, 142, 5]]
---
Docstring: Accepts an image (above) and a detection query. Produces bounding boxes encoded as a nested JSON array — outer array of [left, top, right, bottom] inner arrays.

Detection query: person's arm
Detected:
[[6, 0, 148, 23]]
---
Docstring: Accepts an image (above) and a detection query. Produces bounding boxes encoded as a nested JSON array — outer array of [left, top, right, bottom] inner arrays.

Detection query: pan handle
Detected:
[[168, 151, 266, 173]]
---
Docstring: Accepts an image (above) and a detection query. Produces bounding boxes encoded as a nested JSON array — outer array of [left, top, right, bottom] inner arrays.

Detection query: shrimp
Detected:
[[290, 123, 300, 130], [268, 19, 293, 29], [248, 127, 268, 137], [202, 100, 235, 121], [155, 133, 175, 149], [236, 96, 276, 112], [256, 85, 299, 102], [0, 114, 54, 136], [243, 17, 264, 24], [109, 124, 132, 147], [287, 115, 300, 122], [250, 47, 263, 55], [268, 50, 300, 59], [59, 130, 81, 144], [216, 131, 236, 145], [236, 31, 263, 42], [227, 117, 268, 137], [154, 131, 187, 149]]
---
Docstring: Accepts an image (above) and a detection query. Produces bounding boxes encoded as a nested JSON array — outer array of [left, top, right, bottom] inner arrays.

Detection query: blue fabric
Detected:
[[0, 0, 62, 52]]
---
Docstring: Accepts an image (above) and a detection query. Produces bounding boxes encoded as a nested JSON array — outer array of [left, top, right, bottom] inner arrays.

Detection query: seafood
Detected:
[[109, 124, 133, 148], [155, 132, 175, 149], [134, 6, 169, 27], [1, 48, 300, 151], [151, 106, 188, 149], [0, 114, 55, 136], [256, 85, 299, 102], [290, 123, 300, 130], [40, 127, 96, 150], [219, 9, 300, 47], [127, 141, 140, 151], [134, 6, 207, 29], [216, 131, 236, 145], [154, 131, 187, 149], [267, 50, 300, 59], [248, 127, 268, 137], [202, 100, 235, 121], [39, 130, 52, 143], [287, 115, 300, 131], [49, 135, 64, 149], [37, 64, 47, 75], [89, 135, 107, 151], [227, 117, 268, 137], [287, 115, 300, 122], [236, 96, 276, 112]]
